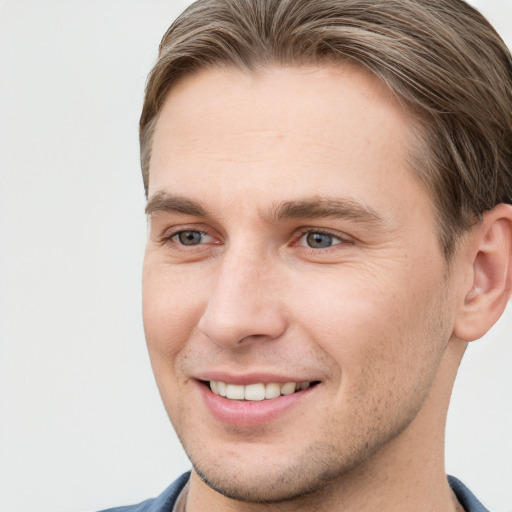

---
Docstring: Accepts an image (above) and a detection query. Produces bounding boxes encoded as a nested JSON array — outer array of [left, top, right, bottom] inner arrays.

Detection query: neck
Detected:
[[185, 340, 467, 512]]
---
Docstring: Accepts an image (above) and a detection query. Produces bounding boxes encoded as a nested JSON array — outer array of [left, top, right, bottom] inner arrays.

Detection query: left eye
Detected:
[[171, 230, 213, 246], [298, 231, 342, 249]]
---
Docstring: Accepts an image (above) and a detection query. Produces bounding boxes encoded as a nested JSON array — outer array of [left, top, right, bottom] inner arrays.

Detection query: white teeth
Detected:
[[226, 384, 245, 400], [209, 380, 314, 401], [280, 382, 296, 395], [217, 381, 227, 397], [244, 383, 266, 401], [265, 382, 281, 399]]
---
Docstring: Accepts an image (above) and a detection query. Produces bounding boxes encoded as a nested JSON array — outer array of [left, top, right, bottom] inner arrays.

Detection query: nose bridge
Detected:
[[214, 246, 264, 314], [197, 241, 286, 346]]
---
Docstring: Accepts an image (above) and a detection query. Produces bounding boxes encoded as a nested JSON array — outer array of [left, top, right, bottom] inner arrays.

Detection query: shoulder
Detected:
[[448, 475, 491, 512], [96, 472, 191, 512], [97, 473, 490, 512]]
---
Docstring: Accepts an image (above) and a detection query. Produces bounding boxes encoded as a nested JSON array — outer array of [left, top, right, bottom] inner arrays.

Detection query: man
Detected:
[[100, 0, 512, 510]]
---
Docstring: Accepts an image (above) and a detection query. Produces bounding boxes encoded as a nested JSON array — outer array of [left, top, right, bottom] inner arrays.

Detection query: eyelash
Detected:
[[160, 228, 215, 248], [161, 227, 351, 252], [295, 229, 346, 249]]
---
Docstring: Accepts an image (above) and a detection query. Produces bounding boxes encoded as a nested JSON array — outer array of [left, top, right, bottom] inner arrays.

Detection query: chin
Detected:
[[183, 432, 379, 505], [177, 394, 426, 505], [191, 455, 337, 504]]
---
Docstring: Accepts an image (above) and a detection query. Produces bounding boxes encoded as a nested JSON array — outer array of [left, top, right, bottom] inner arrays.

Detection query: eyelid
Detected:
[[295, 227, 351, 242], [298, 231, 339, 246], [171, 230, 214, 245], [157, 224, 220, 246]]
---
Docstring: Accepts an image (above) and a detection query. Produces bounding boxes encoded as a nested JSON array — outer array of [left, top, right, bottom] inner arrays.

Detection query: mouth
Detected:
[[198, 377, 321, 427], [206, 380, 320, 401]]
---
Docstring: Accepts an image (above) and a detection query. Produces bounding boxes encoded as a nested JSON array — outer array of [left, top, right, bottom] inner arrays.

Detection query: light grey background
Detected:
[[0, 1, 511, 511]]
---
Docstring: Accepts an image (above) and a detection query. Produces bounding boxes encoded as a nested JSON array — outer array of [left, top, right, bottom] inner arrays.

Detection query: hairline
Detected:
[[141, 58, 461, 260]]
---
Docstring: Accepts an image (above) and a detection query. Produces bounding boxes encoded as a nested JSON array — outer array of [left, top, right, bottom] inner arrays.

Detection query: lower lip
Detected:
[[198, 382, 315, 428]]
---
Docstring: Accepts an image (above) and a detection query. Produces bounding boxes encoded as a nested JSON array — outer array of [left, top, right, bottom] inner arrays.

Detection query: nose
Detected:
[[197, 247, 288, 347]]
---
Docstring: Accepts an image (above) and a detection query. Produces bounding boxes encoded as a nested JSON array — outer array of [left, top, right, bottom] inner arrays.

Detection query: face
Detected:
[[143, 65, 459, 503]]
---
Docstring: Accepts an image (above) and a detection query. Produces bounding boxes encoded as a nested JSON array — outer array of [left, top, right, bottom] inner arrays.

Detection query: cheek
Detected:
[[141, 264, 205, 424], [290, 262, 448, 382], [142, 262, 206, 363]]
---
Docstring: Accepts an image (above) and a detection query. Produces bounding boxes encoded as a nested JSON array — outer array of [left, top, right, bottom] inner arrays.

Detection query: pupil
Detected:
[[307, 232, 332, 248], [179, 231, 202, 245]]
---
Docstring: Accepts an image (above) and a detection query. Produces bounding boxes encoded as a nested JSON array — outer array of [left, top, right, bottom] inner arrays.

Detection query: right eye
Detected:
[[299, 231, 342, 249], [171, 230, 214, 246]]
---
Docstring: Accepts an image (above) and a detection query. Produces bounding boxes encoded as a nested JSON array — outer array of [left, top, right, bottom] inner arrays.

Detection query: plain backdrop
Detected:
[[0, 1, 511, 511]]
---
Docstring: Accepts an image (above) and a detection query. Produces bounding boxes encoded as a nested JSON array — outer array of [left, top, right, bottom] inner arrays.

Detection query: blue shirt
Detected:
[[97, 473, 490, 511]]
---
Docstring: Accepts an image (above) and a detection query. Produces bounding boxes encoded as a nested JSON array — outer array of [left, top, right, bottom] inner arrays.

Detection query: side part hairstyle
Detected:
[[140, 0, 512, 257]]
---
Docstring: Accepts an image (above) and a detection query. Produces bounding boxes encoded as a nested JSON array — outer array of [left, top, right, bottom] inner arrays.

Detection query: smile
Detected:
[[209, 380, 314, 401]]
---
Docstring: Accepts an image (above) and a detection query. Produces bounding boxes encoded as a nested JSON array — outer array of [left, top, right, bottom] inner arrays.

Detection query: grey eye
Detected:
[[304, 232, 337, 248], [176, 231, 205, 245]]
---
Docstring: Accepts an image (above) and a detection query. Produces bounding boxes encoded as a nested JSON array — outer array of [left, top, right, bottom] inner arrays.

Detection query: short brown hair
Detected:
[[140, 0, 512, 256]]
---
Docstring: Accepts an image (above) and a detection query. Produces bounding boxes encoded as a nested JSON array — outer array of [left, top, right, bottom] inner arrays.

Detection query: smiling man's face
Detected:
[[142, 64, 463, 503]]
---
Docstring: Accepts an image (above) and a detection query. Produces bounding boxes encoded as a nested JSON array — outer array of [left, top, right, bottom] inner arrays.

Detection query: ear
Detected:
[[454, 204, 512, 342]]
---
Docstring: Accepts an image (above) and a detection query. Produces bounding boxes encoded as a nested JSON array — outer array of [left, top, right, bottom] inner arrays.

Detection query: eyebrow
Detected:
[[145, 192, 385, 227], [268, 197, 385, 226], [145, 192, 208, 217]]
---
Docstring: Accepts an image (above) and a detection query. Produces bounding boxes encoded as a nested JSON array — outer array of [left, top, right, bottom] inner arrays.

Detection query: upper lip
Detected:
[[194, 371, 320, 385]]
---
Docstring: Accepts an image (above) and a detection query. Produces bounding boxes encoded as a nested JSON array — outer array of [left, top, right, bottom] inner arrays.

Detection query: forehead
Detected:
[[149, 64, 429, 223]]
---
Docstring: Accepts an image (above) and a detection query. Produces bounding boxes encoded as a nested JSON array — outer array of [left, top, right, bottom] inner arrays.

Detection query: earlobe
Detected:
[[454, 204, 512, 342]]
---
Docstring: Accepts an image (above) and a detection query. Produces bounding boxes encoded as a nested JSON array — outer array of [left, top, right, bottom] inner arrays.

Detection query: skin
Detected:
[[142, 64, 512, 511]]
